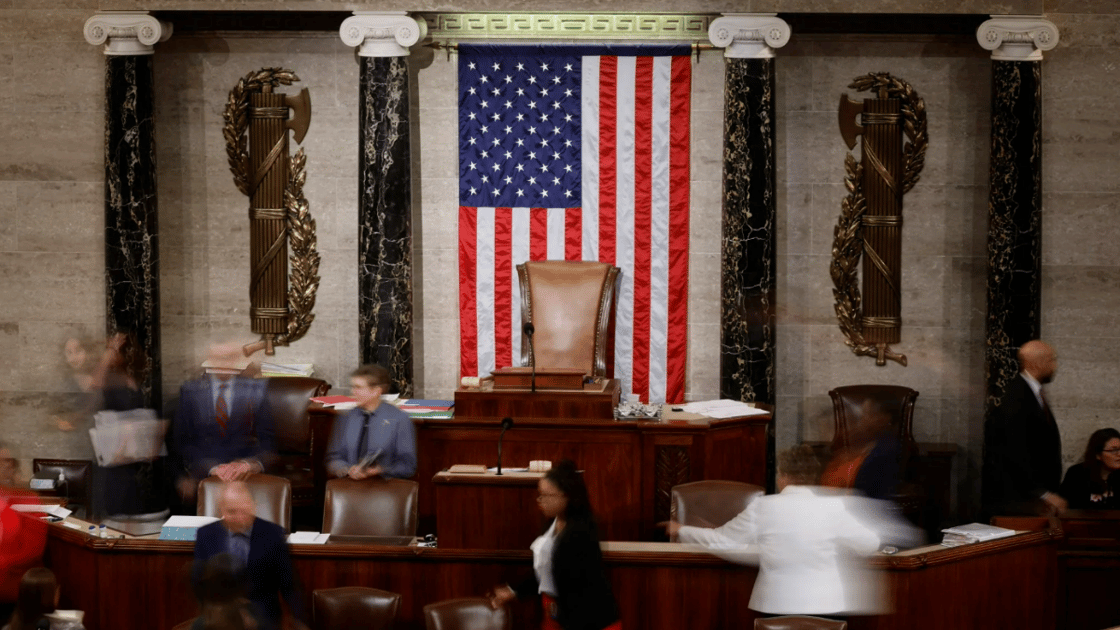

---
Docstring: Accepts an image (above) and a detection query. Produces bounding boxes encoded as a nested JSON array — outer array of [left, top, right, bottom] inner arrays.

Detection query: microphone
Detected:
[[496, 416, 514, 476], [523, 322, 537, 393]]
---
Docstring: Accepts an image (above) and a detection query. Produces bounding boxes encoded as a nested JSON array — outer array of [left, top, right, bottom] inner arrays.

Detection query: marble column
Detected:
[[977, 17, 1058, 413], [341, 13, 426, 396], [709, 15, 789, 407], [84, 13, 171, 407]]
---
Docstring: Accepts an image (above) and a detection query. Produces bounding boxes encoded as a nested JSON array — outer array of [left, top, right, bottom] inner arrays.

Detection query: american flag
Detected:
[[457, 44, 691, 403]]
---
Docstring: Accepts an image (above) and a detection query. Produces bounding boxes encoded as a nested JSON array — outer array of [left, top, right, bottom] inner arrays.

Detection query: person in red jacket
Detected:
[[0, 445, 48, 626]]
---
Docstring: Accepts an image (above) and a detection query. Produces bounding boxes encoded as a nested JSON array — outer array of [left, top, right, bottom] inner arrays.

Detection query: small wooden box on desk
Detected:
[[433, 469, 547, 550]]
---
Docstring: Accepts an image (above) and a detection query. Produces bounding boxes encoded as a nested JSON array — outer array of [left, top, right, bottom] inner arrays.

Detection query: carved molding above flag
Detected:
[[422, 13, 713, 42]]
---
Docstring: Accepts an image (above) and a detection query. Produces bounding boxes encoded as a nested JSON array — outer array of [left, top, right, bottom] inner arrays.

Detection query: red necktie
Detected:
[[216, 383, 229, 434]]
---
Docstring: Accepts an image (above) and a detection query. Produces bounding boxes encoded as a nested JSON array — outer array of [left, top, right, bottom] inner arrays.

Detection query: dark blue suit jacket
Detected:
[[175, 376, 275, 481], [193, 517, 301, 624]]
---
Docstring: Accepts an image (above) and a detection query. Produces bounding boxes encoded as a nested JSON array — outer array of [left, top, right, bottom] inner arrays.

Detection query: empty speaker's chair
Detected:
[[197, 473, 292, 531], [755, 616, 847, 630], [322, 478, 418, 536], [517, 260, 620, 377], [669, 480, 765, 541], [31, 458, 93, 516], [313, 586, 401, 630], [424, 597, 511, 630]]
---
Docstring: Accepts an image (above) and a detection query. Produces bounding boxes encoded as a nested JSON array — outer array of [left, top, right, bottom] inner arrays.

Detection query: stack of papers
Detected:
[[261, 362, 314, 377], [940, 523, 1016, 547], [288, 531, 330, 544], [399, 399, 454, 419], [679, 399, 769, 419], [311, 395, 358, 409]]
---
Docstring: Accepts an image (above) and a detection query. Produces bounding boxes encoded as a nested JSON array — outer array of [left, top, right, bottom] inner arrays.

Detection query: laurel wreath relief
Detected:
[[223, 68, 320, 346], [830, 73, 928, 366]]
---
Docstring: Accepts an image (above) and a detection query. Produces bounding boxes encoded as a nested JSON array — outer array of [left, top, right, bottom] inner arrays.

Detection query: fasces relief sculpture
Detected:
[[832, 73, 927, 367]]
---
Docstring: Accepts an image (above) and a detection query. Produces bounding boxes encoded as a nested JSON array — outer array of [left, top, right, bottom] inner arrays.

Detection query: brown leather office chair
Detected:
[[313, 586, 401, 630], [669, 480, 764, 541], [267, 377, 331, 509], [424, 597, 511, 630], [197, 473, 292, 531], [322, 478, 419, 536], [32, 458, 92, 514], [754, 616, 847, 630], [517, 260, 620, 377]]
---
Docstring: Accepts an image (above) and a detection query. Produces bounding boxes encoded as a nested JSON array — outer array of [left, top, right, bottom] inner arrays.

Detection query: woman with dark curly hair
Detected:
[[489, 460, 620, 630], [1059, 428, 1120, 510]]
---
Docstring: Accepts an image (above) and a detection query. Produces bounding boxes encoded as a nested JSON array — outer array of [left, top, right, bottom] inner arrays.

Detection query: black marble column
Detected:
[[720, 58, 776, 408], [985, 60, 1042, 417], [105, 54, 161, 407], [358, 55, 414, 397]]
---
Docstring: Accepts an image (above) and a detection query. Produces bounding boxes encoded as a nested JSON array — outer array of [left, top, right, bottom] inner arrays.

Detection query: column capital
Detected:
[[84, 12, 171, 56], [340, 12, 427, 58], [976, 15, 1059, 61], [708, 14, 790, 59]]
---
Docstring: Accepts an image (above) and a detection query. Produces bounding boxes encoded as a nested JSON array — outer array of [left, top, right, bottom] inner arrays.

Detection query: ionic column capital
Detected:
[[340, 12, 427, 58], [708, 14, 790, 59], [84, 12, 171, 56], [976, 16, 1059, 61]]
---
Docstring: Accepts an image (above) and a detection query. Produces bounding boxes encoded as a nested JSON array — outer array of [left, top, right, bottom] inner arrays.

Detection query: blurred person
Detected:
[[0, 444, 47, 625], [174, 342, 275, 503], [820, 399, 902, 501], [982, 340, 1066, 518], [324, 365, 417, 480], [192, 482, 300, 628], [1059, 428, 1120, 510], [61, 336, 96, 394], [3, 568, 56, 630], [88, 332, 168, 519], [663, 445, 886, 617], [53, 335, 99, 435], [488, 459, 621, 630], [192, 553, 271, 630]]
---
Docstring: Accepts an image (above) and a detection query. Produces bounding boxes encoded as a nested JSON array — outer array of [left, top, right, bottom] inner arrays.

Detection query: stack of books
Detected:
[[260, 362, 314, 378], [399, 399, 454, 419], [940, 522, 1017, 547]]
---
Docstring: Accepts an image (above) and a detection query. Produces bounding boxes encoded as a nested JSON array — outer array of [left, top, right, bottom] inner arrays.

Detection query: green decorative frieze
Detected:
[[421, 12, 713, 41]]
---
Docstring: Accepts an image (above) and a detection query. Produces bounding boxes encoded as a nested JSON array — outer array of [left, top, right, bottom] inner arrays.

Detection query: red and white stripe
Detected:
[[459, 54, 690, 403]]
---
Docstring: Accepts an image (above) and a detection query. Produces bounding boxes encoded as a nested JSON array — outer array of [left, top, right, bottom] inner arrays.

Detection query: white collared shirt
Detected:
[[530, 519, 559, 596], [1020, 371, 1044, 408]]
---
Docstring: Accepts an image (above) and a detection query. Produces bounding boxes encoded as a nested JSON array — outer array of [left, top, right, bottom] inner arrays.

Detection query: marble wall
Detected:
[[1, 3, 1118, 520]]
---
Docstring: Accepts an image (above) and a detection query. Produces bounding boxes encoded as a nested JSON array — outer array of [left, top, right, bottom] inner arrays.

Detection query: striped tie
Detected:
[[216, 382, 229, 434]]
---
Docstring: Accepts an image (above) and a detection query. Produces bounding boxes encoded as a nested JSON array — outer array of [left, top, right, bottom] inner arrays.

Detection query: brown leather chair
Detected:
[[754, 616, 847, 630], [313, 586, 401, 630], [424, 597, 511, 630], [517, 260, 620, 377], [32, 458, 93, 514], [266, 377, 331, 509], [669, 480, 764, 541], [322, 478, 418, 536], [197, 473, 292, 531]]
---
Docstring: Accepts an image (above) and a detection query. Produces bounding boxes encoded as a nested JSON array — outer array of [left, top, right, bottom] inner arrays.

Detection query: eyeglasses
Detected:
[[1101, 448, 1120, 454]]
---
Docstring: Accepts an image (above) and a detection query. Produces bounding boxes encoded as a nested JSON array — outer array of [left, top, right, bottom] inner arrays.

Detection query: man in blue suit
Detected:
[[325, 364, 417, 480], [174, 342, 276, 502], [193, 481, 301, 626]]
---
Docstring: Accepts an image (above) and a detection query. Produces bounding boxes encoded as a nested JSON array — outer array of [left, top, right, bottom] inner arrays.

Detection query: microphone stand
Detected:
[[496, 417, 513, 475]]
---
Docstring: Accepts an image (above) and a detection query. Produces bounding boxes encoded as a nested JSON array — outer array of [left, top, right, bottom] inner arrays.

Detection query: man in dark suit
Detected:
[[983, 340, 1067, 518], [193, 481, 301, 626], [174, 342, 276, 503]]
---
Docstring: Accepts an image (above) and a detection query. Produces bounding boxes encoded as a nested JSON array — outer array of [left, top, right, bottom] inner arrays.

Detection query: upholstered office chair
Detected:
[[32, 458, 92, 515], [197, 473, 292, 531], [754, 616, 847, 630], [517, 260, 620, 377], [322, 478, 419, 536], [669, 480, 764, 541], [313, 586, 401, 630], [267, 377, 331, 509], [424, 597, 511, 630]]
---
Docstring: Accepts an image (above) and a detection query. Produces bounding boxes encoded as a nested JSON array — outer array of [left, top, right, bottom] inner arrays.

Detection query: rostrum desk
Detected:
[[310, 399, 771, 541], [42, 520, 1060, 630]]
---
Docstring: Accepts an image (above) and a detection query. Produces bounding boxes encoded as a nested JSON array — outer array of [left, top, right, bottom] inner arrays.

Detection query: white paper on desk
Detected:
[[163, 515, 219, 528], [288, 531, 330, 544], [680, 399, 768, 418], [10, 504, 71, 518]]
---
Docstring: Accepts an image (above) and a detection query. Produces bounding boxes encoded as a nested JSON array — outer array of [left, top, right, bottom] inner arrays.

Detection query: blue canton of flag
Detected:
[[459, 52, 583, 209]]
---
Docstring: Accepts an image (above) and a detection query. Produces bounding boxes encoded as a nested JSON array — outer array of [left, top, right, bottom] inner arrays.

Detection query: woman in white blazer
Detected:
[[668, 445, 885, 616]]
